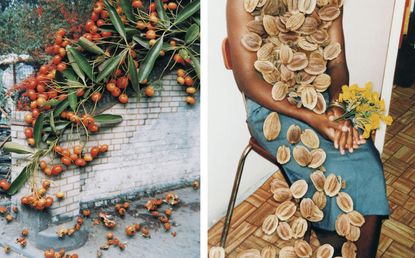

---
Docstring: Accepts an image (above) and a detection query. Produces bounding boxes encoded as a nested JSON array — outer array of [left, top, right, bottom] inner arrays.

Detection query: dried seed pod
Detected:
[[209, 247, 225, 258], [290, 179, 308, 199], [286, 13, 305, 31], [280, 44, 294, 64], [277, 221, 293, 241], [293, 145, 312, 167], [279, 32, 300, 44], [255, 60, 276, 74], [317, 0, 330, 7], [310, 170, 325, 191], [275, 17, 289, 33], [323, 42, 342, 60], [244, 0, 261, 13], [301, 86, 318, 110], [324, 174, 341, 197], [257, 43, 275, 61], [268, 36, 283, 46], [273, 188, 293, 202], [261, 246, 278, 258], [291, 217, 308, 239], [280, 64, 295, 82], [294, 240, 313, 258], [277, 145, 291, 164], [305, 53, 327, 75], [309, 205, 324, 222], [309, 148, 326, 168], [298, 17, 319, 35], [299, 198, 314, 219], [263, 70, 281, 84], [287, 124, 302, 144], [341, 241, 357, 258], [335, 213, 351, 237], [287, 0, 299, 11], [262, 214, 279, 235], [313, 93, 327, 114], [312, 191, 327, 210], [275, 201, 297, 221], [263, 112, 281, 141], [331, 0, 344, 8], [296, 71, 316, 85], [345, 225, 361, 242], [313, 74, 331, 92], [270, 179, 290, 192], [247, 20, 266, 36], [347, 211, 365, 227], [272, 82, 289, 101], [336, 192, 354, 213], [301, 129, 320, 149], [298, 0, 317, 14], [241, 32, 263, 51], [316, 244, 334, 258], [237, 249, 261, 258], [310, 29, 330, 44], [262, 0, 281, 15], [287, 52, 308, 71], [279, 246, 297, 258], [298, 38, 318, 51], [257, 0, 268, 8], [319, 5, 341, 21], [263, 15, 280, 36]]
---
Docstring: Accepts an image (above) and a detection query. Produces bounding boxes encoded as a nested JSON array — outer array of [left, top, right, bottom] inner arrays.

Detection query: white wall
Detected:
[[208, 0, 399, 226]]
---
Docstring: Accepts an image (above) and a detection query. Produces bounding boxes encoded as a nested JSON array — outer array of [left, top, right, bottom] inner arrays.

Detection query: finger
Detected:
[[326, 110, 335, 121], [334, 128, 341, 149], [346, 130, 353, 153], [359, 134, 367, 144], [339, 132, 347, 155], [352, 128, 359, 148]]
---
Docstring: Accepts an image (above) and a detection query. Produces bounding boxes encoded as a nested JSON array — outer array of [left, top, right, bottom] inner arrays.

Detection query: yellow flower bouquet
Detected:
[[338, 82, 393, 139]]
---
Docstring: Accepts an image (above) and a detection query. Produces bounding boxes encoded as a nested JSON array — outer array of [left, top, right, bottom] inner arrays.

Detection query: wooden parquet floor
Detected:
[[208, 85, 415, 258]]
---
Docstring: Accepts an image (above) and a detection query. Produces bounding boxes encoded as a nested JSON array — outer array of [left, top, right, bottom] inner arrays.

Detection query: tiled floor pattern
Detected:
[[208, 85, 415, 257]]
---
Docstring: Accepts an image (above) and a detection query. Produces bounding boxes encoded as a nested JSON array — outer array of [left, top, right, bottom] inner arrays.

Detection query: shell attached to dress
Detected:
[[273, 188, 293, 202], [342, 241, 357, 258], [312, 190, 327, 210], [277, 145, 291, 164], [263, 112, 281, 141], [301, 86, 318, 110], [244, 0, 260, 13], [279, 246, 297, 258], [275, 201, 297, 221], [316, 244, 335, 258], [241, 32, 263, 51], [290, 179, 309, 199], [335, 213, 351, 237], [262, 214, 279, 235], [313, 93, 327, 114], [209, 247, 225, 258], [310, 170, 326, 191], [287, 124, 302, 144], [294, 240, 313, 258], [309, 148, 326, 168], [270, 179, 289, 193], [301, 129, 320, 149], [287, 52, 309, 71], [261, 246, 278, 258], [280, 44, 294, 64], [336, 192, 354, 213], [324, 42, 342, 60], [272, 82, 289, 101], [347, 211, 365, 227], [277, 221, 293, 241], [318, 5, 341, 21], [263, 15, 280, 36], [313, 74, 331, 92], [324, 174, 342, 197], [345, 225, 361, 242], [237, 249, 261, 258], [293, 145, 312, 167]]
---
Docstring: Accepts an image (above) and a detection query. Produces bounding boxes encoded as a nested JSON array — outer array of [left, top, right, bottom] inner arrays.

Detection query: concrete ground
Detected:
[[0, 187, 200, 258]]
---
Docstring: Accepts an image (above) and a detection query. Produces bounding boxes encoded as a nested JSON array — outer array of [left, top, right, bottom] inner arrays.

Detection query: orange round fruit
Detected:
[[39, 160, 48, 170], [132, 0, 143, 8], [57, 63, 67, 72], [145, 86, 154, 97], [177, 69, 186, 77], [75, 158, 86, 167], [84, 153, 93, 162], [186, 96, 196, 105], [111, 87, 121, 97], [174, 54, 184, 64], [117, 77, 128, 89], [91, 92, 102, 102], [136, 21, 146, 30], [106, 82, 116, 92], [24, 113, 33, 124], [99, 144, 109, 153], [45, 196, 54, 208], [119, 94, 129, 104], [184, 76, 193, 86], [0, 179, 10, 191], [168, 2, 177, 10], [24, 127, 33, 138], [27, 138, 35, 146], [177, 77, 185, 85], [90, 147, 100, 158], [51, 164, 63, 176], [186, 87, 196, 95], [56, 192, 65, 199], [146, 30, 156, 40]]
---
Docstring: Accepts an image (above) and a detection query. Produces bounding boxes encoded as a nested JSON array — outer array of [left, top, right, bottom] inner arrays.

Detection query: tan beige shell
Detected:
[[268, 36, 283, 46], [257, 43, 275, 61], [310, 170, 325, 191], [279, 246, 297, 258], [305, 52, 327, 75], [296, 71, 316, 84], [310, 29, 330, 44], [324, 174, 341, 197], [263, 112, 281, 141], [291, 217, 308, 239], [237, 249, 261, 258], [309, 205, 324, 222], [287, 124, 302, 144], [287, 52, 309, 71], [335, 213, 351, 237], [317, 0, 330, 7], [280, 44, 294, 64], [319, 5, 341, 21], [313, 74, 331, 92], [275, 17, 289, 33], [301, 86, 318, 110], [290, 179, 308, 199], [277, 222, 293, 241], [298, 17, 319, 35], [263, 70, 281, 84], [312, 191, 327, 210], [272, 82, 289, 101], [273, 188, 293, 202], [247, 20, 266, 36], [316, 244, 334, 258], [299, 198, 314, 219], [298, 0, 317, 14], [309, 148, 326, 168], [255, 60, 276, 74], [286, 13, 305, 31], [261, 246, 278, 258], [341, 242, 357, 258], [294, 240, 313, 258], [262, 0, 281, 15], [244, 0, 260, 13], [257, 0, 268, 8], [287, 0, 299, 12], [313, 93, 327, 114], [280, 64, 295, 82], [262, 214, 279, 235], [324, 42, 342, 60], [336, 192, 354, 213], [331, 0, 344, 8], [298, 38, 318, 51], [209, 247, 225, 258], [301, 129, 320, 149], [263, 15, 279, 36], [345, 225, 361, 242], [277, 145, 291, 164], [293, 145, 312, 167], [347, 211, 365, 227], [279, 32, 299, 44], [270, 179, 290, 193], [275, 201, 297, 221], [241, 32, 263, 51]]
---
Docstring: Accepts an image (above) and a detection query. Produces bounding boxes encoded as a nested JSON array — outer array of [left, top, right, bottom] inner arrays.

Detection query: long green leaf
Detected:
[[173, 0, 200, 25], [50, 112, 56, 133], [104, 0, 127, 42], [42, 98, 61, 107], [61, 69, 78, 81], [133, 36, 172, 50], [96, 53, 125, 82], [8, 166, 29, 195], [128, 55, 139, 94], [68, 89, 77, 111], [34, 113, 45, 147], [156, 0, 170, 27], [185, 24, 200, 44], [120, 0, 135, 22], [54, 100, 69, 118], [94, 114, 123, 127], [66, 47, 85, 82], [44, 121, 70, 133], [78, 36, 105, 55], [189, 53, 200, 79], [137, 36, 164, 83], [3, 142, 34, 154], [67, 47, 95, 81]]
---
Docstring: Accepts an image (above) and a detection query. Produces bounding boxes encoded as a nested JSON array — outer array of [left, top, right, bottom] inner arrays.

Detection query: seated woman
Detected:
[[226, 0, 389, 257]]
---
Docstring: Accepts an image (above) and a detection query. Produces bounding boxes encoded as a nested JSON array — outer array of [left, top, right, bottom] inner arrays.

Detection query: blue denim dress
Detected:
[[246, 97, 390, 231]]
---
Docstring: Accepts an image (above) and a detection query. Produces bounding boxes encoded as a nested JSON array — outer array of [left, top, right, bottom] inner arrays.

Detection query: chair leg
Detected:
[[220, 144, 253, 248]]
